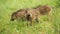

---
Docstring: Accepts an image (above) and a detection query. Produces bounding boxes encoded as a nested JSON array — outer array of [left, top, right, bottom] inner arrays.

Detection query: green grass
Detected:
[[0, 0, 60, 34]]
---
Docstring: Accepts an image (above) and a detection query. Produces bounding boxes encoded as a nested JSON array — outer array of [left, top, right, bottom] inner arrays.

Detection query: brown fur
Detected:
[[26, 5, 52, 26], [10, 9, 27, 21], [10, 5, 52, 26], [26, 8, 40, 26], [36, 5, 51, 15]]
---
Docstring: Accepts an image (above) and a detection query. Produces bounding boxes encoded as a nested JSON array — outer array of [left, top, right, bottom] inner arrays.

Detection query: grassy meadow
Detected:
[[0, 0, 60, 34]]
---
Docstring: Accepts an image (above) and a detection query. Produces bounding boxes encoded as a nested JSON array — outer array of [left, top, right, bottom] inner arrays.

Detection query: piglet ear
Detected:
[[25, 8, 30, 13], [25, 9, 28, 13]]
